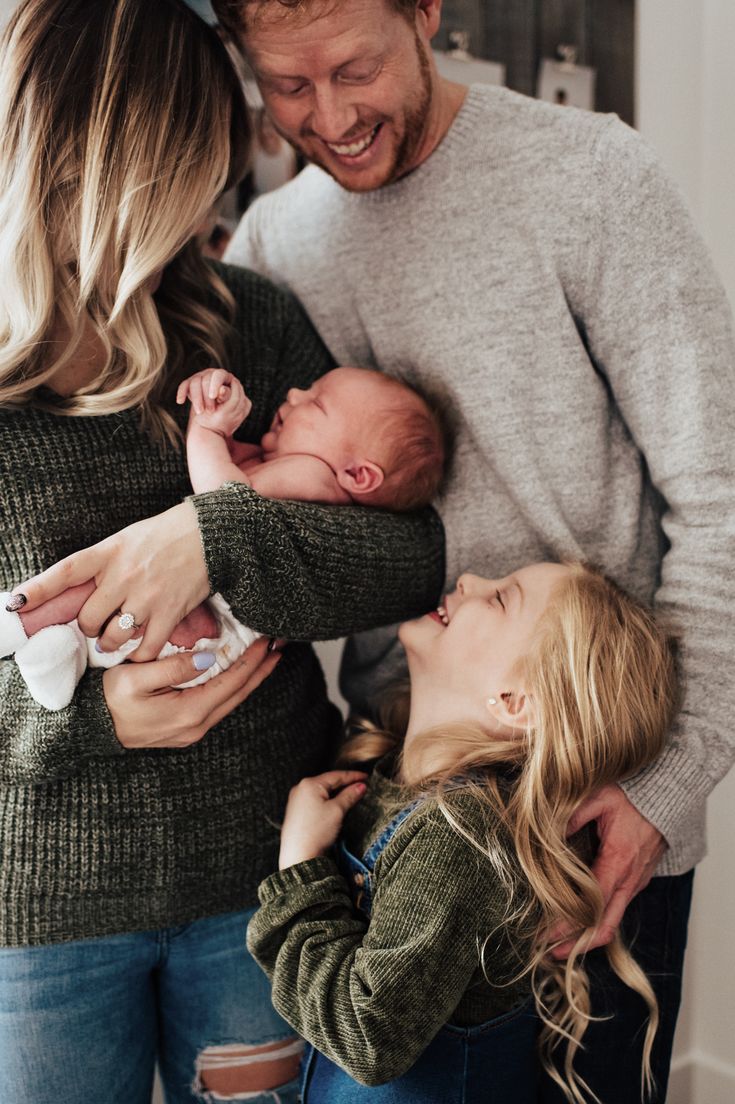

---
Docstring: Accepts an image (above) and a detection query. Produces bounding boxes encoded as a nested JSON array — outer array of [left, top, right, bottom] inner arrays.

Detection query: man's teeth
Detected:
[[327, 127, 378, 157], [437, 605, 449, 626]]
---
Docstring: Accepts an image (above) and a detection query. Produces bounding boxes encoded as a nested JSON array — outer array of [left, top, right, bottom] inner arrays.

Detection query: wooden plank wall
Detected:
[[435, 0, 635, 125]]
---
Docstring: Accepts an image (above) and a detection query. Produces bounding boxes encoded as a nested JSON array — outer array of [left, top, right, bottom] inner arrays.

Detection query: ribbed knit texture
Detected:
[[248, 757, 532, 1086], [0, 266, 445, 946], [227, 85, 735, 876]]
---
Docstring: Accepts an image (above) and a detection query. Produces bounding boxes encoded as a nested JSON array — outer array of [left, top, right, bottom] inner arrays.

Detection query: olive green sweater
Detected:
[[0, 266, 444, 947], [248, 758, 532, 1087]]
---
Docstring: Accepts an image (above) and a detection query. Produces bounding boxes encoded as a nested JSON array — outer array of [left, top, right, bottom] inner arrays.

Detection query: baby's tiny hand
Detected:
[[178, 368, 252, 436], [279, 771, 368, 869]]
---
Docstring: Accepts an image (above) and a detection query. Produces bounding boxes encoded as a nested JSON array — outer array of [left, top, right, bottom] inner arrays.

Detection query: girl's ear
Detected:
[[486, 690, 535, 732], [336, 460, 385, 498]]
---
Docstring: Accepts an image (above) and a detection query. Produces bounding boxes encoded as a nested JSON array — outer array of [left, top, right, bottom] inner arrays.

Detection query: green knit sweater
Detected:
[[247, 757, 533, 1087], [0, 265, 445, 947]]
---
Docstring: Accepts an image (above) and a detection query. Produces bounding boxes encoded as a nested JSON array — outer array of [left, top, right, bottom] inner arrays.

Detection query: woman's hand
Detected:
[[103, 636, 280, 749], [8, 501, 211, 662], [100, 640, 278, 750], [278, 771, 368, 870]]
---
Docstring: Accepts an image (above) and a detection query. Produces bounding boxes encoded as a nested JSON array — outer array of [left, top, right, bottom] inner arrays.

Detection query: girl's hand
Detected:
[[8, 500, 211, 661], [279, 771, 368, 870], [177, 368, 252, 437], [103, 636, 280, 749]]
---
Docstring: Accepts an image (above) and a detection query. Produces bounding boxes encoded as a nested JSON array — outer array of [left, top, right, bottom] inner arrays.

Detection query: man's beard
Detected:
[[386, 31, 433, 186]]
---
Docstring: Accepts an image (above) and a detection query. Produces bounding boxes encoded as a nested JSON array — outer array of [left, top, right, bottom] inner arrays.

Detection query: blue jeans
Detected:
[[0, 908, 300, 1104], [538, 871, 695, 1104], [301, 999, 538, 1103]]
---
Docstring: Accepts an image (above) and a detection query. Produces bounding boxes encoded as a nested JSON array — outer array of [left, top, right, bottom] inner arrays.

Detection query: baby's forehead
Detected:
[[325, 366, 410, 406]]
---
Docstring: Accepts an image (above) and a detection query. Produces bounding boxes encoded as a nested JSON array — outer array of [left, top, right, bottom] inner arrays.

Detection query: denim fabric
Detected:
[[538, 871, 695, 1104], [301, 1001, 538, 1103], [0, 908, 300, 1104], [336, 798, 422, 918], [303, 800, 538, 1103]]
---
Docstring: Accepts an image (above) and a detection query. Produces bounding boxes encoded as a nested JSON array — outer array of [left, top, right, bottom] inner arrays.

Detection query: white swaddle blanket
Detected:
[[0, 592, 258, 711]]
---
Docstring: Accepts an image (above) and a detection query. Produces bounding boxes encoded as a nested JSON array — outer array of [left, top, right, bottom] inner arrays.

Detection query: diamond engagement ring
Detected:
[[117, 612, 139, 632]]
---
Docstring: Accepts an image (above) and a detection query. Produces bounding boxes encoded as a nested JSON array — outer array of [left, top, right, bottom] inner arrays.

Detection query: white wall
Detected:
[[637, 3, 735, 1102]]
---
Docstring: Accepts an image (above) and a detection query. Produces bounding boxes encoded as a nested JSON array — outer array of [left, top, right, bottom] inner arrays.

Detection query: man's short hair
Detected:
[[212, 0, 417, 38]]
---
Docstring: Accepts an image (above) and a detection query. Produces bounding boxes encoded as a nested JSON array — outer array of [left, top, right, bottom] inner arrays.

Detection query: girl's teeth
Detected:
[[437, 605, 449, 626]]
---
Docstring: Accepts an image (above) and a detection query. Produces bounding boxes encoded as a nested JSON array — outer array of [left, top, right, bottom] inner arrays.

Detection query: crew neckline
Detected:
[[325, 83, 492, 205]]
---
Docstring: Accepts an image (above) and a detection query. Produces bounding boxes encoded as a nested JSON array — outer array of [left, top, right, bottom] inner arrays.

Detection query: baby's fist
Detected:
[[178, 368, 252, 436]]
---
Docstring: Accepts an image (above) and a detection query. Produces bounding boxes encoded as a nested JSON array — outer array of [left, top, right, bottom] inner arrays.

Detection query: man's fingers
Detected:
[[566, 797, 604, 837], [595, 884, 630, 937], [588, 846, 637, 906], [549, 883, 631, 960], [8, 551, 104, 613]]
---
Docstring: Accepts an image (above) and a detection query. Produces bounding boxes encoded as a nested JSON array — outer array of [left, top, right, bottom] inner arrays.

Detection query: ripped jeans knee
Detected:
[[193, 1036, 304, 1102]]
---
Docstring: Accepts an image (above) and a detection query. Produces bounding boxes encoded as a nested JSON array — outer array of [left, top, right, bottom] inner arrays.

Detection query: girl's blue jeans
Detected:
[[301, 998, 538, 1103], [0, 907, 300, 1104]]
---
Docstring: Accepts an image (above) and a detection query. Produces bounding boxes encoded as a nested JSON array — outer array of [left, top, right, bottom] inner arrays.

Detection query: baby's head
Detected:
[[261, 366, 447, 510]]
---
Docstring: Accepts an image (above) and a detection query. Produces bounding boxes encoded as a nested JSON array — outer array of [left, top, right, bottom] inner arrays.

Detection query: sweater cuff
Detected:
[[72, 669, 125, 758], [188, 482, 262, 600], [620, 732, 714, 851], [258, 856, 341, 905]]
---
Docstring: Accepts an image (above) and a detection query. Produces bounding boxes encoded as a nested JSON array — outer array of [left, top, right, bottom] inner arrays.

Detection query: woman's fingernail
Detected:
[[94, 641, 105, 653], [267, 638, 278, 652], [5, 593, 27, 612], [194, 651, 216, 671]]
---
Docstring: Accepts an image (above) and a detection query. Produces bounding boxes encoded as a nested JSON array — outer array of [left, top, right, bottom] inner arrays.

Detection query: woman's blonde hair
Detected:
[[0, 0, 250, 445], [339, 563, 680, 1104]]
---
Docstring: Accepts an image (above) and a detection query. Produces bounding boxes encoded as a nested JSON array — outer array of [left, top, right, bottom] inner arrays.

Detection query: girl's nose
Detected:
[[456, 572, 482, 597]]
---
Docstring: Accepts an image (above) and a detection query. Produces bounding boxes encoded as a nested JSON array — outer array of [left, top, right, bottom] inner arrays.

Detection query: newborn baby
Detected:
[[1, 366, 445, 710], [180, 364, 444, 510]]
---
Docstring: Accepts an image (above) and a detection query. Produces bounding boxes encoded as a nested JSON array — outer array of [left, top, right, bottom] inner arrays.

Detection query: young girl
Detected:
[[247, 562, 679, 1104]]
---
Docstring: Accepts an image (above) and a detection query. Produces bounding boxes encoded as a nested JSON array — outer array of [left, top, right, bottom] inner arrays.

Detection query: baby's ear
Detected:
[[336, 461, 385, 498]]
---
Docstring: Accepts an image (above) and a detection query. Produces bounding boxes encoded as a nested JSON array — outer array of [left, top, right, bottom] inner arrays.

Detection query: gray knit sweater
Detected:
[[0, 265, 444, 946], [227, 84, 735, 877]]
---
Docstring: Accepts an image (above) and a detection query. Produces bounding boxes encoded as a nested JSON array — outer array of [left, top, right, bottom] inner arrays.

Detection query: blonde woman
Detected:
[[0, 2, 443, 1102], [246, 563, 679, 1104]]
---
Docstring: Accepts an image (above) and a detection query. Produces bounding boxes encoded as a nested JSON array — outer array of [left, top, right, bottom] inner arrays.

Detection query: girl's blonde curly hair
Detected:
[[339, 563, 680, 1104]]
